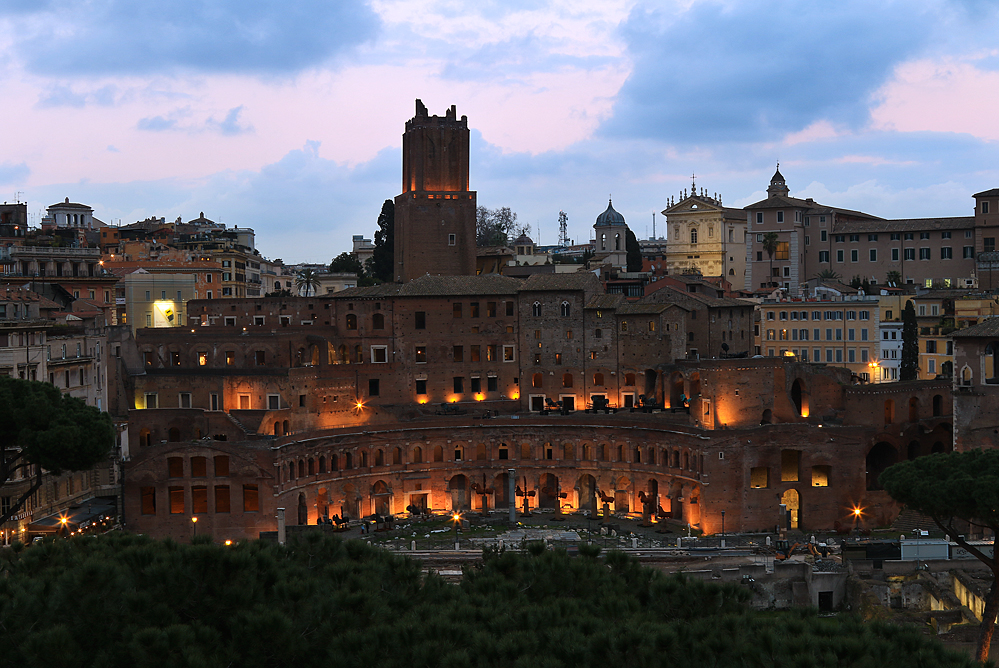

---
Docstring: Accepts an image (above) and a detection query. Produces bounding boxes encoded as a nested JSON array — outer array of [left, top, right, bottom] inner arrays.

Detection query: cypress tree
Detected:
[[900, 300, 919, 380], [369, 199, 394, 283]]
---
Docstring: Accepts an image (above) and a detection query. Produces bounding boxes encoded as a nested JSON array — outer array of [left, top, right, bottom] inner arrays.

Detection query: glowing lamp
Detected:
[[475, 393, 484, 401], [418, 397, 428, 404]]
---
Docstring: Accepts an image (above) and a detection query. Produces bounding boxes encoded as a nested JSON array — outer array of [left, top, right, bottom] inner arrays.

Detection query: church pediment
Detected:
[[663, 196, 723, 215]]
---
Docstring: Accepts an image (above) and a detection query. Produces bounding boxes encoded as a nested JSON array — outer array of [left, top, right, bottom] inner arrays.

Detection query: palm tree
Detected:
[[762, 232, 779, 288], [886, 270, 901, 288], [295, 268, 321, 297], [812, 269, 841, 282]]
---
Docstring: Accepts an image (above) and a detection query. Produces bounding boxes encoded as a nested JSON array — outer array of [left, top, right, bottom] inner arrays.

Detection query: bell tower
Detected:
[[394, 100, 477, 282]]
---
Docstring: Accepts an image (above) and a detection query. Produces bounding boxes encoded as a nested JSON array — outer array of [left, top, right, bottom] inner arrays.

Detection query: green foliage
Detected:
[[369, 199, 395, 283], [476, 206, 521, 247], [900, 300, 919, 380], [813, 269, 841, 282], [0, 377, 114, 524], [762, 231, 779, 288], [329, 252, 364, 275], [625, 228, 642, 272], [0, 533, 979, 668], [294, 267, 321, 297], [886, 270, 902, 287]]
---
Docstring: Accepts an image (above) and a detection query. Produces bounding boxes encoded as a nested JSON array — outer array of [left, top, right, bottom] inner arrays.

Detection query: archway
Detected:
[[614, 476, 630, 513], [644, 369, 658, 402], [932, 394, 943, 417], [908, 397, 920, 422], [539, 473, 559, 509], [669, 372, 685, 408], [297, 493, 308, 525], [932, 441, 951, 454], [372, 480, 390, 516], [690, 372, 701, 397], [791, 379, 808, 417], [316, 487, 329, 520], [577, 474, 597, 514], [761, 409, 773, 424], [448, 475, 468, 511], [866, 442, 898, 490], [494, 471, 511, 508], [168, 427, 180, 442], [433, 445, 444, 462], [412, 446, 423, 463], [907, 440, 921, 461], [342, 483, 358, 520], [884, 399, 895, 425], [781, 488, 800, 530], [139, 429, 151, 448]]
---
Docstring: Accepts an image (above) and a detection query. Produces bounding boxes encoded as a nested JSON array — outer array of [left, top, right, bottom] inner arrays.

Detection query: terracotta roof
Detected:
[[832, 216, 974, 234], [640, 285, 753, 309], [585, 294, 625, 310], [952, 317, 999, 338], [520, 272, 601, 292], [745, 195, 882, 221], [617, 303, 669, 315], [333, 274, 523, 299]]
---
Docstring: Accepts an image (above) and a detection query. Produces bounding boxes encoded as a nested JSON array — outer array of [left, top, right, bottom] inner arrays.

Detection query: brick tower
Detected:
[[394, 100, 477, 282]]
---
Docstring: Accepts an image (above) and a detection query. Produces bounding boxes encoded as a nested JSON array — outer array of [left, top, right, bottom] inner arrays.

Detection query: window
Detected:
[[776, 242, 789, 260], [503, 345, 515, 362], [415, 311, 426, 329], [453, 377, 464, 393], [987, 238, 996, 253], [487, 344, 497, 361], [849, 234, 860, 242], [532, 302, 542, 317], [756, 212, 763, 224], [415, 379, 427, 395], [851, 249, 858, 262], [448, 234, 456, 246], [487, 376, 498, 391], [919, 248, 931, 260], [224, 316, 236, 327], [471, 377, 481, 393], [225, 351, 235, 366], [965, 246, 975, 258], [169, 487, 184, 514], [243, 485, 259, 512], [926, 340, 937, 353], [453, 303, 462, 318], [985, 201, 991, 214], [368, 378, 380, 396], [820, 230, 827, 242], [690, 229, 698, 244], [560, 301, 571, 317], [867, 234, 878, 241], [837, 250, 844, 262], [941, 247, 953, 259], [453, 345, 463, 362], [904, 248, 915, 260], [891, 248, 899, 261], [371, 346, 388, 363], [506, 301, 515, 316], [215, 486, 230, 513], [869, 249, 877, 261], [266, 394, 280, 410], [819, 250, 829, 263], [777, 211, 784, 223], [372, 313, 385, 329], [920, 232, 930, 240], [835, 235, 845, 243], [144, 392, 158, 409], [415, 346, 427, 363], [346, 314, 357, 330], [179, 392, 192, 408]]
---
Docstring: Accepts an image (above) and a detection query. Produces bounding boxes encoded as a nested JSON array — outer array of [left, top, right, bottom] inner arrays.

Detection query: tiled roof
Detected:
[[617, 303, 669, 315], [974, 189, 999, 198], [520, 271, 600, 292], [912, 289, 978, 301], [334, 274, 522, 299], [585, 294, 625, 310], [745, 195, 882, 221], [952, 317, 999, 338], [832, 216, 974, 234], [640, 285, 753, 310]]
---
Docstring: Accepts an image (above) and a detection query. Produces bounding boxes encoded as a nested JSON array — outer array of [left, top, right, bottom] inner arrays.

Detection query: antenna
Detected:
[[14, 191, 24, 204], [557, 210, 569, 247], [652, 212, 656, 240]]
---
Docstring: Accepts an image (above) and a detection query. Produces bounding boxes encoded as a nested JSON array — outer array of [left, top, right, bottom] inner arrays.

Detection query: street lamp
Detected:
[[868, 360, 880, 383], [721, 510, 726, 547], [852, 506, 863, 534], [192, 516, 198, 538], [452, 512, 461, 548], [59, 516, 68, 537]]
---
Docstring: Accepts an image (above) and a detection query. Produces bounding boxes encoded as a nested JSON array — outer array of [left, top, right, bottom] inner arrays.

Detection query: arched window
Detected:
[[532, 302, 542, 317], [560, 301, 571, 317], [624, 373, 636, 386], [615, 233, 621, 251], [346, 314, 357, 330], [600, 233, 606, 250], [593, 373, 604, 386], [338, 345, 348, 364], [562, 373, 573, 388], [690, 229, 698, 244], [372, 313, 384, 329], [532, 373, 543, 388]]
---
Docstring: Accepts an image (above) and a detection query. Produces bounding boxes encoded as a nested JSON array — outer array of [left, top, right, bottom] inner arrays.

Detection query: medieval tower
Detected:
[[393, 100, 477, 283]]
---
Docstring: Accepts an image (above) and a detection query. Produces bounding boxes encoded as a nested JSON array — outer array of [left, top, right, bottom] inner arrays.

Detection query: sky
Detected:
[[1, 0, 998, 265]]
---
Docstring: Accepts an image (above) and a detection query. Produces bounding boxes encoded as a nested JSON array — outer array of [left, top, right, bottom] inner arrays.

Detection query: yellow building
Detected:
[[121, 271, 195, 333], [662, 186, 746, 285]]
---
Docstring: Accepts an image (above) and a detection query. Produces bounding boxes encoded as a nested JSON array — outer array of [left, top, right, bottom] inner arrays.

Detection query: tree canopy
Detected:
[[329, 252, 364, 275], [0, 377, 114, 525], [762, 231, 779, 288], [881, 449, 999, 662], [900, 300, 919, 381], [0, 532, 978, 668], [368, 199, 395, 283], [294, 267, 321, 297], [476, 206, 521, 247], [625, 229, 642, 272]]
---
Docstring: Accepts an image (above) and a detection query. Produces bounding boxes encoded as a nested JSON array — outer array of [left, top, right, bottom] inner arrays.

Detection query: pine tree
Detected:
[[625, 229, 642, 272], [900, 300, 919, 380]]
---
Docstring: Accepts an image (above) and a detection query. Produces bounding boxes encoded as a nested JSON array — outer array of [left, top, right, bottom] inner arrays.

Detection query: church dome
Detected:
[[595, 199, 625, 227]]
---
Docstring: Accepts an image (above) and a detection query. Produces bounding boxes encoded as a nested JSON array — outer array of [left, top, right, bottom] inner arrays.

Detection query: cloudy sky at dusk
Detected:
[[2, 0, 998, 264]]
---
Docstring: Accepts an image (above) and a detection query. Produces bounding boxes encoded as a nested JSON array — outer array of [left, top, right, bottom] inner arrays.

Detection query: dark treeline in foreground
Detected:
[[0, 534, 983, 668]]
